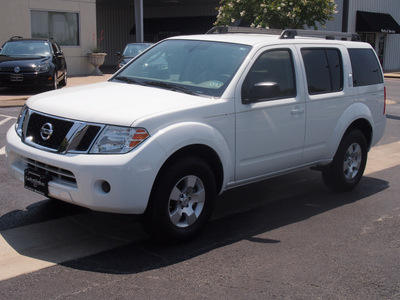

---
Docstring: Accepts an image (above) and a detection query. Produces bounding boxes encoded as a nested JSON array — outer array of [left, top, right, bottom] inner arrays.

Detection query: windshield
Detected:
[[123, 43, 153, 57], [111, 39, 251, 97], [0, 40, 52, 56]]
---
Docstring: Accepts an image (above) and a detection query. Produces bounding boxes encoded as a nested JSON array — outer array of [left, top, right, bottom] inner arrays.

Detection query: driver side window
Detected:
[[242, 49, 296, 103]]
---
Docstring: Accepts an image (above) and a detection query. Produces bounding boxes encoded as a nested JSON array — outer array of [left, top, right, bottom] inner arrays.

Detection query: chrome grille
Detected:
[[26, 113, 74, 150], [21, 108, 104, 154]]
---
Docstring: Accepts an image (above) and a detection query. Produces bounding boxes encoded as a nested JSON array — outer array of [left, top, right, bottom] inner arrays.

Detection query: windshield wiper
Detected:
[[143, 81, 197, 95], [113, 76, 144, 86]]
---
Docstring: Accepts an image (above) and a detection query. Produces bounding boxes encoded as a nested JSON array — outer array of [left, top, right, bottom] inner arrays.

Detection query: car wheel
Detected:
[[141, 155, 216, 242], [51, 71, 58, 90], [59, 70, 67, 87], [322, 129, 367, 191]]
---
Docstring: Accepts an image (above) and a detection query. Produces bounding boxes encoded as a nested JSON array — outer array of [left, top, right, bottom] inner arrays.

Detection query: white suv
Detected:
[[6, 27, 386, 241]]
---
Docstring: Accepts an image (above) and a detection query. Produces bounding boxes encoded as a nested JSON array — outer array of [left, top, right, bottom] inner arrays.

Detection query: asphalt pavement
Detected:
[[0, 71, 399, 108]]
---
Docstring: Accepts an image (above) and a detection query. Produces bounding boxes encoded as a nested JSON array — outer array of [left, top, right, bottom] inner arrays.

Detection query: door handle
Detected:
[[290, 107, 305, 114]]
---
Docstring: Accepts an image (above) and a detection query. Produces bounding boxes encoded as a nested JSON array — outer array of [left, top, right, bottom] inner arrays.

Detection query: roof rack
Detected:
[[206, 26, 282, 35], [280, 29, 360, 41], [206, 26, 360, 41]]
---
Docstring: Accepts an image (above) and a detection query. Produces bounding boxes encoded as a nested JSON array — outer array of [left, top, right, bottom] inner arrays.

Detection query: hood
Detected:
[[27, 82, 212, 127], [0, 54, 49, 65]]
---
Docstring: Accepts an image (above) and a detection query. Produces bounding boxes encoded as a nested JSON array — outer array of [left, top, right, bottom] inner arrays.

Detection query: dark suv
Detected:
[[0, 36, 67, 90]]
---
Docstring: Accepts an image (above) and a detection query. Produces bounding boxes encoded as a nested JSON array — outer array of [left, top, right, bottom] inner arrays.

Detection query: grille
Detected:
[[26, 113, 74, 150], [23, 157, 77, 185], [22, 110, 104, 153], [76, 125, 101, 152]]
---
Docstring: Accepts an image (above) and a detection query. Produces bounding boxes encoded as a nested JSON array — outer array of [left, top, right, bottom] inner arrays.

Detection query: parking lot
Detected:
[[0, 76, 399, 299]]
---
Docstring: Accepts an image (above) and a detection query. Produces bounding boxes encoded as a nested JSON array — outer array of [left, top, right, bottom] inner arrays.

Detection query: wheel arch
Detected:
[[328, 102, 374, 158], [343, 118, 372, 150], [153, 144, 224, 196]]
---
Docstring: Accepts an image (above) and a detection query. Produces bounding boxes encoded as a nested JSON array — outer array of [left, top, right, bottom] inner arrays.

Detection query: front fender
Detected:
[[153, 121, 233, 193]]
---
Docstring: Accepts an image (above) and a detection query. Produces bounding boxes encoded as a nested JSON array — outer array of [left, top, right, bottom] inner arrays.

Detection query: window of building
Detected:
[[348, 48, 383, 86], [242, 49, 296, 102], [301, 48, 343, 95], [31, 10, 79, 46]]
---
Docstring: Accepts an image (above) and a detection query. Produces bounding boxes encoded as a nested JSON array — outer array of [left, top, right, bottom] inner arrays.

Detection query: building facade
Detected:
[[0, 0, 97, 76], [1, 0, 399, 75]]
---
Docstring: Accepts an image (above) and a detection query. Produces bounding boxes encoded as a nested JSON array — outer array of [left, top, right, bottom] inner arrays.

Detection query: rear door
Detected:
[[297, 44, 354, 162]]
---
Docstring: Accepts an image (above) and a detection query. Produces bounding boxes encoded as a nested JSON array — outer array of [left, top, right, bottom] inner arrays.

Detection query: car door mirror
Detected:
[[242, 82, 280, 104]]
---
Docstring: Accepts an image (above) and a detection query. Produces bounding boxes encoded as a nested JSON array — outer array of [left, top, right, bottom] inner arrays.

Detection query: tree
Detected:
[[214, 0, 338, 30]]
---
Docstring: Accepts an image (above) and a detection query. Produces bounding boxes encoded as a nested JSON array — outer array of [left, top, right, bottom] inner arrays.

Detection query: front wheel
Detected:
[[50, 71, 58, 90], [59, 70, 67, 87], [322, 129, 368, 192], [141, 156, 216, 242]]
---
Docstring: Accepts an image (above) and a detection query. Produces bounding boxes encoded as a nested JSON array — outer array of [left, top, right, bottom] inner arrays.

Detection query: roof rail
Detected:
[[206, 26, 360, 41], [280, 29, 360, 41], [206, 26, 282, 35]]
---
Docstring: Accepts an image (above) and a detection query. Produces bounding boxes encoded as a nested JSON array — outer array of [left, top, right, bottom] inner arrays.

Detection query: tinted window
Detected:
[[301, 48, 343, 95], [0, 40, 52, 56], [348, 49, 383, 86], [242, 49, 296, 101]]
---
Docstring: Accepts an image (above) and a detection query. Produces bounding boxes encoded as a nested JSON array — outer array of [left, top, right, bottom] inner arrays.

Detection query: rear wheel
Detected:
[[322, 129, 367, 191], [141, 156, 216, 242]]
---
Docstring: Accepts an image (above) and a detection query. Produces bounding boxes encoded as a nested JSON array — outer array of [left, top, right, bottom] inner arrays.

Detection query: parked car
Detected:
[[116, 42, 153, 68], [6, 27, 386, 242], [0, 36, 67, 90]]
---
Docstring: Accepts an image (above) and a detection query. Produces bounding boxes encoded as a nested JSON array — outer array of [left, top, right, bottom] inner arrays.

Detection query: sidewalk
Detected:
[[384, 72, 400, 79], [1, 72, 399, 108]]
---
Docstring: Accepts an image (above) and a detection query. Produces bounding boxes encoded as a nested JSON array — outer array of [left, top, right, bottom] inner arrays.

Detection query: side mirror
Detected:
[[116, 51, 122, 57], [242, 82, 280, 104]]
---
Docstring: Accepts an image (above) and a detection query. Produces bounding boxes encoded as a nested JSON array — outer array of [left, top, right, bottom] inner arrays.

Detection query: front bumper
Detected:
[[6, 126, 166, 214], [0, 72, 54, 88]]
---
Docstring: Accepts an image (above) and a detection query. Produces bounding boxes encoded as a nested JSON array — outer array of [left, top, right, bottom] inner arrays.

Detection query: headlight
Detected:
[[90, 126, 149, 154], [35, 63, 50, 73], [15, 105, 28, 137]]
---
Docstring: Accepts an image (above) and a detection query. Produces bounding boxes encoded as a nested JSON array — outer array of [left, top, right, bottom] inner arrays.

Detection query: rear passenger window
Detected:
[[348, 49, 383, 86], [301, 48, 343, 95]]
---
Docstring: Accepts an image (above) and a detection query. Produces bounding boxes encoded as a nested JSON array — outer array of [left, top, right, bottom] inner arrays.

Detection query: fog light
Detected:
[[101, 181, 111, 193], [93, 179, 111, 195]]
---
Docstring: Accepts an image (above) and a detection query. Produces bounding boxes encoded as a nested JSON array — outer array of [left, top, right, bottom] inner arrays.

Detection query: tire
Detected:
[[51, 71, 58, 90], [322, 129, 367, 192], [59, 70, 67, 87], [141, 156, 216, 242]]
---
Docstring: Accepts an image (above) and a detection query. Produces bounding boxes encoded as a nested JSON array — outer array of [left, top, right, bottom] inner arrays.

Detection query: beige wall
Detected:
[[0, 0, 97, 76]]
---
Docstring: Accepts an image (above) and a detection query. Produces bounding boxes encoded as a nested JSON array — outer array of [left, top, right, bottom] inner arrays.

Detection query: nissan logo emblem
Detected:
[[40, 123, 54, 140], [14, 66, 20, 73]]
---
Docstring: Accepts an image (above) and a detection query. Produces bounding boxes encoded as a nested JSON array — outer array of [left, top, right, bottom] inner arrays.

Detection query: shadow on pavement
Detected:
[[58, 173, 388, 275]]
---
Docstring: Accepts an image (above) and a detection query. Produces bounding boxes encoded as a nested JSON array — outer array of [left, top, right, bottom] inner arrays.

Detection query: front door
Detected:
[[235, 46, 306, 182]]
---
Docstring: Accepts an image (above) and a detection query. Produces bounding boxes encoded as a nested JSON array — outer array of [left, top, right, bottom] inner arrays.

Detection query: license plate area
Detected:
[[10, 74, 24, 82], [24, 168, 51, 196]]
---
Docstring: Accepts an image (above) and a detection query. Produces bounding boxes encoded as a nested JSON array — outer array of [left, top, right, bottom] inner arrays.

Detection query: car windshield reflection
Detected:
[[111, 39, 251, 97]]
